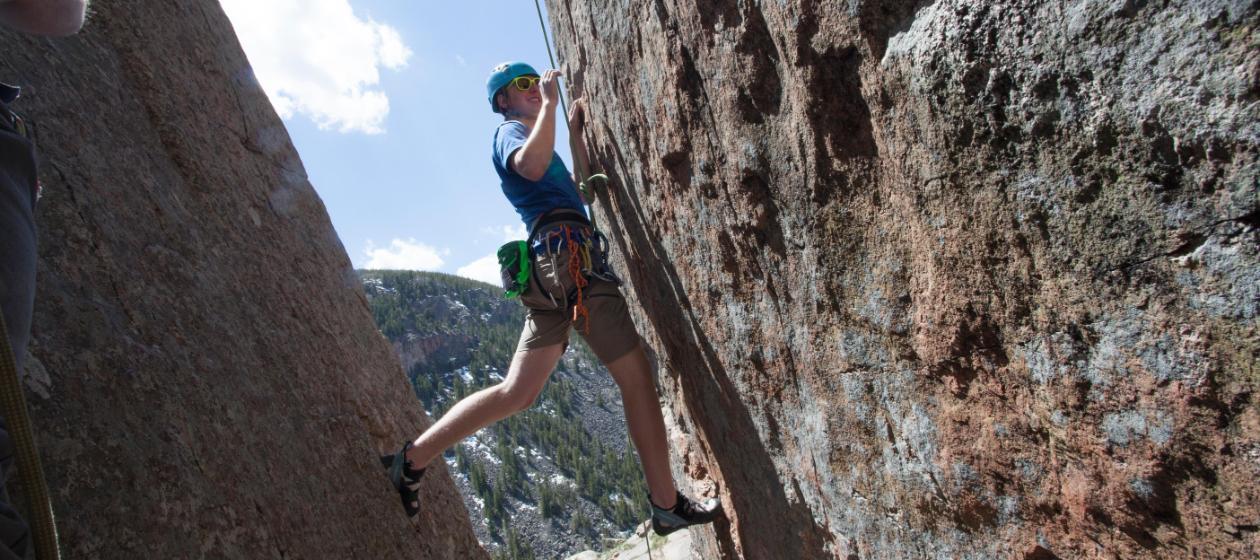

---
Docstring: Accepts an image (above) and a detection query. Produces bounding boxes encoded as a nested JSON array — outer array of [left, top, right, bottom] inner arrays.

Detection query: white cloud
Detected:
[[455, 224, 527, 285], [364, 238, 446, 270], [455, 54, 468, 67], [479, 223, 527, 241], [456, 254, 502, 286], [219, 0, 413, 134]]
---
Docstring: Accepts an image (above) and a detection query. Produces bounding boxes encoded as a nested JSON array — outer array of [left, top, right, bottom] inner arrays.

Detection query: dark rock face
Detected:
[[1, 1, 484, 557], [549, 0, 1258, 558]]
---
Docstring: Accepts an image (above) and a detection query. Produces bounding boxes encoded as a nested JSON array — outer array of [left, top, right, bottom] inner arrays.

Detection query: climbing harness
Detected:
[[513, 209, 623, 335], [0, 315, 61, 560]]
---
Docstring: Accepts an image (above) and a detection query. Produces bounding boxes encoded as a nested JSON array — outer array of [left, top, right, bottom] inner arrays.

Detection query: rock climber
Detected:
[[382, 61, 723, 536], [0, 1, 88, 558]]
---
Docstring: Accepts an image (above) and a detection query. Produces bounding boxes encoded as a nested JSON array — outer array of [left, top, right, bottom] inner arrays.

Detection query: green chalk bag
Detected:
[[497, 240, 532, 298]]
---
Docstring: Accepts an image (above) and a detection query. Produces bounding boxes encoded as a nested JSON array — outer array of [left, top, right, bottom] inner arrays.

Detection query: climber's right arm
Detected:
[[0, 0, 86, 37], [511, 70, 562, 182]]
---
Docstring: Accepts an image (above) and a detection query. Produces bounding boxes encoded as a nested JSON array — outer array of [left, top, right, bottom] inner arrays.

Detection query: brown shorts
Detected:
[[516, 246, 640, 364]]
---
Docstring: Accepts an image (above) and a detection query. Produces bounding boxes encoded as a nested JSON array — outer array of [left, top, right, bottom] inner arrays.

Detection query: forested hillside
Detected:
[[360, 270, 653, 558]]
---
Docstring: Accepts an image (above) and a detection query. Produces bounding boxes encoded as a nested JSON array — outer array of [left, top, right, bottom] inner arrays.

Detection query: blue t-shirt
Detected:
[[492, 121, 587, 227]]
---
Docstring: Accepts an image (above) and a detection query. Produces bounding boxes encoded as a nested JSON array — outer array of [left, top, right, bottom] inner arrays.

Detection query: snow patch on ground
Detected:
[[477, 443, 501, 466], [550, 473, 574, 487]]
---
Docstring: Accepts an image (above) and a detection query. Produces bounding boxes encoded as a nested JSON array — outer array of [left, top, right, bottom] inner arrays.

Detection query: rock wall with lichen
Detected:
[[549, 0, 1258, 558], [0, 1, 485, 557]]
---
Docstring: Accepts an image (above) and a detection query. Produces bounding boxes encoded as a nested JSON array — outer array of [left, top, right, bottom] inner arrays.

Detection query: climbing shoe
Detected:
[[650, 491, 723, 536], [380, 442, 426, 518]]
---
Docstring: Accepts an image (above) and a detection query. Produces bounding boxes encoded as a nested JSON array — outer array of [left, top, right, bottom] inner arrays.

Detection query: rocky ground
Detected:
[[566, 523, 696, 560]]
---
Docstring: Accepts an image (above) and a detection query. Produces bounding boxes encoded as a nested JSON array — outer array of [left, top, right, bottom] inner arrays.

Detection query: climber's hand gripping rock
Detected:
[[569, 97, 587, 134], [539, 69, 562, 109]]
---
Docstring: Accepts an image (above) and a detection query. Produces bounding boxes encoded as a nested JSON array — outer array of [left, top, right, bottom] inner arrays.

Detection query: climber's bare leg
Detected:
[[606, 344, 678, 509], [405, 343, 565, 468]]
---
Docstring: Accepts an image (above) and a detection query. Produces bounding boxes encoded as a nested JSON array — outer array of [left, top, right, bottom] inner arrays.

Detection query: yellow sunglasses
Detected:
[[509, 75, 540, 91]]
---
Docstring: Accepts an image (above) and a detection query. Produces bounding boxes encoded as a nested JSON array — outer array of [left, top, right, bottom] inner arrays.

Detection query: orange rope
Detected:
[[565, 225, 591, 334]]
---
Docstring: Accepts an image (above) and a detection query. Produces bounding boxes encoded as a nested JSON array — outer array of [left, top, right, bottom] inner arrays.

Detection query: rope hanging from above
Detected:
[[531, 0, 610, 231], [530, 8, 645, 557]]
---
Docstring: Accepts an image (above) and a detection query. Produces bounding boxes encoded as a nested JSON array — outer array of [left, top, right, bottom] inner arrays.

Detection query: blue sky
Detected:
[[219, 0, 575, 284]]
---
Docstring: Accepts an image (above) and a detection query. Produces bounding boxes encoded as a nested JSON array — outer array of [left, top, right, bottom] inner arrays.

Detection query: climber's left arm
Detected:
[[568, 97, 591, 186]]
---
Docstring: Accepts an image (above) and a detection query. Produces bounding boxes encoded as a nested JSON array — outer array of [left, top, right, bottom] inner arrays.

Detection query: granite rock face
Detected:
[[549, 0, 1258, 558], [1, 1, 485, 557]]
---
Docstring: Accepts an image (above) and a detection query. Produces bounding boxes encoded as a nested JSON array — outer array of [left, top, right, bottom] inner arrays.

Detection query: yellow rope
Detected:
[[0, 314, 60, 559]]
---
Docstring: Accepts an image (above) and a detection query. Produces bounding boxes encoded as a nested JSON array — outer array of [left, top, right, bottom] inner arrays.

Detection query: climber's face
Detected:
[[498, 75, 542, 118]]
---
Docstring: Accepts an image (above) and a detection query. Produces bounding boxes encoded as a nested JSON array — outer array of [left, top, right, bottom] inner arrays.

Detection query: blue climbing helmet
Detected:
[[486, 61, 538, 113]]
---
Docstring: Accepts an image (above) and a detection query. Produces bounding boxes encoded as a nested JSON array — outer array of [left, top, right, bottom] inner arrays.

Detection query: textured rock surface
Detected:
[[549, 0, 1259, 558], [1, 1, 485, 557]]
